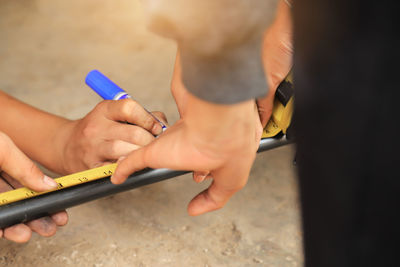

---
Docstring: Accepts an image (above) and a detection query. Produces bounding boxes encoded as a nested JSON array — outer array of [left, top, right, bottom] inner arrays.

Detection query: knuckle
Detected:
[[130, 134, 150, 149], [108, 141, 120, 158], [120, 99, 136, 116], [81, 123, 98, 139], [140, 131, 155, 146], [143, 116, 155, 129], [94, 100, 109, 112], [125, 101, 153, 126], [130, 129, 142, 144]]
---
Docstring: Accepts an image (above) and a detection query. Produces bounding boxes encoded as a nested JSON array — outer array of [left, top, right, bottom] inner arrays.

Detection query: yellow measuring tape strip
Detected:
[[0, 163, 117, 206], [0, 72, 294, 207]]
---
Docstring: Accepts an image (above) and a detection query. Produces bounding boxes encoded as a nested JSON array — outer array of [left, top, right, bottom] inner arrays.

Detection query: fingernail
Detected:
[[196, 174, 207, 183], [110, 175, 121, 184], [43, 175, 58, 189], [152, 123, 162, 135]]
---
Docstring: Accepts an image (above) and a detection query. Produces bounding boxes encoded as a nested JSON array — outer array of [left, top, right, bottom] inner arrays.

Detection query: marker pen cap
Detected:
[[86, 70, 129, 100]]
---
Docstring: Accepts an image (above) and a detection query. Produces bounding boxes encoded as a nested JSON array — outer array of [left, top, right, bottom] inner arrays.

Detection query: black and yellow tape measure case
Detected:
[[262, 72, 294, 139]]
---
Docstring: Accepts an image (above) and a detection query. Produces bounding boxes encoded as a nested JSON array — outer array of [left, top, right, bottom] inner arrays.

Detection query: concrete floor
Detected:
[[0, 0, 303, 266]]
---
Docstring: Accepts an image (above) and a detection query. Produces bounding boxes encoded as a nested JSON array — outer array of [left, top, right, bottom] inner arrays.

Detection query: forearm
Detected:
[[0, 91, 70, 173]]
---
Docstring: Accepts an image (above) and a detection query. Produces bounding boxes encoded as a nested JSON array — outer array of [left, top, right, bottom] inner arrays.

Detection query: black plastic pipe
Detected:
[[0, 137, 292, 228]]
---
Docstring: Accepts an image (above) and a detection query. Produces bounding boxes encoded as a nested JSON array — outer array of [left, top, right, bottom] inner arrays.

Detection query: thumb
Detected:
[[0, 133, 58, 192], [187, 157, 253, 216], [187, 181, 234, 216]]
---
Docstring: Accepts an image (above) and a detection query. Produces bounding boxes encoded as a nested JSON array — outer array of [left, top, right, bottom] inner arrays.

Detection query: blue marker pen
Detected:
[[85, 70, 167, 131]]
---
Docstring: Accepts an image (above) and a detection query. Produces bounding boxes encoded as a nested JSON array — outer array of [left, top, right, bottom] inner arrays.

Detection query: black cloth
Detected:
[[293, 0, 400, 266]]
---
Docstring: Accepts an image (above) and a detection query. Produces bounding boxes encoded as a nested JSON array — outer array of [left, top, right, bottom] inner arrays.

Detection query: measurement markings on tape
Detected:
[[0, 163, 117, 206]]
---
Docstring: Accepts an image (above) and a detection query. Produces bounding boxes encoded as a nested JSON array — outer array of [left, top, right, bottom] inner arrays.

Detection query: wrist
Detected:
[[184, 92, 256, 154], [52, 119, 77, 174]]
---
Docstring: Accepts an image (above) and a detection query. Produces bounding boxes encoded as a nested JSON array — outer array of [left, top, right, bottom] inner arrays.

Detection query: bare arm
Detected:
[[0, 91, 70, 173], [0, 90, 166, 243], [0, 91, 166, 174]]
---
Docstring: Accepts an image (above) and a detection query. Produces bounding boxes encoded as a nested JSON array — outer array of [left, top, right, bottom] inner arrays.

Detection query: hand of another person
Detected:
[[111, 89, 263, 216], [257, 0, 293, 127], [170, 52, 263, 184], [0, 132, 68, 243], [58, 99, 167, 174]]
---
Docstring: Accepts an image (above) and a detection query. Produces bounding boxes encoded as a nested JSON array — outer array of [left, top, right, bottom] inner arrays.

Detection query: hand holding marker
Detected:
[[85, 70, 167, 132]]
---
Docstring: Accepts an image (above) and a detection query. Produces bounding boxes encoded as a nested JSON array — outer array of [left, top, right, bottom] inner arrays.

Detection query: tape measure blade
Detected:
[[54, 163, 117, 188], [0, 163, 118, 206]]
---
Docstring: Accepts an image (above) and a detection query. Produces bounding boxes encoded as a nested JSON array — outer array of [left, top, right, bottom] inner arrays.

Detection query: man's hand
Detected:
[[111, 91, 262, 216], [0, 132, 68, 243], [257, 0, 293, 127], [58, 99, 167, 174]]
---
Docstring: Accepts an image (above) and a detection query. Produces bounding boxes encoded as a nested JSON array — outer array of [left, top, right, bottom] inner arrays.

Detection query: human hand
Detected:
[[59, 99, 167, 174], [0, 132, 68, 243], [111, 91, 262, 216], [170, 52, 263, 183], [257, 0, 293, 127]]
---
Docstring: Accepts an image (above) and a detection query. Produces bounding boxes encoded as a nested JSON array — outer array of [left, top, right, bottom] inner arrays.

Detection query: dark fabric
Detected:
[[180, 34, 268, 104], [292, 0, 400, 266]]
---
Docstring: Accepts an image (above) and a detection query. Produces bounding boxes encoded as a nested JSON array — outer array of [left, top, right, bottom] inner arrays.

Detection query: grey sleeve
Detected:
[[141, 0, 275, 104]]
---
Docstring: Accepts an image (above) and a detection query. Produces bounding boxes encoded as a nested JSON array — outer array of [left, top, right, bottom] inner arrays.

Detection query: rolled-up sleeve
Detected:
[[141, 0, 275, 104]]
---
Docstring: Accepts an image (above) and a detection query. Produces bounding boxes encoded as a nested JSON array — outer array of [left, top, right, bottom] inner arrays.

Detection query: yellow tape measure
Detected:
[[262, 71, 294, 138], [0, 163, 117, 206]]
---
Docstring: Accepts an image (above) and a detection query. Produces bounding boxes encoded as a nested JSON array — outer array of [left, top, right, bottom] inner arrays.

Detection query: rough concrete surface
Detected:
[[0, 0, 303, 266]]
